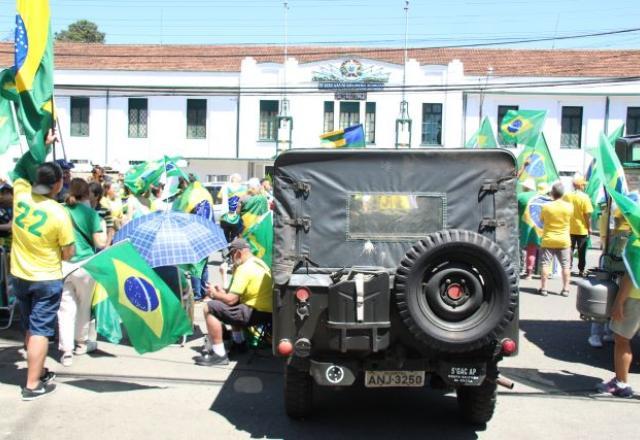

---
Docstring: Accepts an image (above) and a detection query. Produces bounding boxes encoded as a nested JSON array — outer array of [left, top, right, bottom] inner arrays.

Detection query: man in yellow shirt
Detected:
[[565, 176, 594, 277], [10, 132, 76, 400], [539, 182, 573, 297], [195, 238, 272, 366]]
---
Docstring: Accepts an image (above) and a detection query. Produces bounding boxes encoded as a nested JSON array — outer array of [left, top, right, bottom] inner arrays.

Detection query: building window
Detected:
[[323, 101, 334, 133], [259, 100, 279, 141], [497, 105, 519, 147], [339, 102, 360, 129], [186, 99, 207, 139], [128, 98, 148, 138], [627, 107, 640, 136], [365, 102, 376, 144], [561, 106, 583, 149], [70, 97, 90, 137], [421, 103, 442, 145]]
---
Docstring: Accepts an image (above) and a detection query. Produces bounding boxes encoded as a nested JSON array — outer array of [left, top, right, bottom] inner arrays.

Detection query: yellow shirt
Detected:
[[565, 191, 593, 236], [229, 256, 273, 313], [11, 178, 75, 281], [630, 287, 640, 300], [541, 199, 573, 249]]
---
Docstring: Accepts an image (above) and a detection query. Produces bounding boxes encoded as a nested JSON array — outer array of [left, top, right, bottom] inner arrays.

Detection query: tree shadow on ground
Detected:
[[520, 319, 640, 372], [210, 357, 483, 440]]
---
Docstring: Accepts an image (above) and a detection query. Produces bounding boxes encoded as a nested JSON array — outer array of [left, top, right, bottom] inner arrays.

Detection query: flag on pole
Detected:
[[124, 160, 164, 195], [13, 0, 55, 162], [594, 132, 628, 194], [243, 211, 274, 266], [465, 117, 498, 148], [82, 241, 192, 354], [320, 124, 366, 148], [500, 110, 547, 147], [160, 155, 189, 201], [517, 133, 559, 188]]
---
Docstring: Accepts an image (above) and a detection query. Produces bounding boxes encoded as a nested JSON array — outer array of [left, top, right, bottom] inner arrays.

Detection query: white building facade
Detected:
[[3, 45, 640, 181]]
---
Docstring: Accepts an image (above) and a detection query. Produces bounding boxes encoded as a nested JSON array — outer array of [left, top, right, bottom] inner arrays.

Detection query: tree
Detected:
[[55, 20, 105, 43]]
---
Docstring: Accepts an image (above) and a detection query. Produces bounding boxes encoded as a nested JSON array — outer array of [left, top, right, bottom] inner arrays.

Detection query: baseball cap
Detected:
[[32, 162, 63, 195], [229, 238, 250, 252], [55, 159, 75, 170]]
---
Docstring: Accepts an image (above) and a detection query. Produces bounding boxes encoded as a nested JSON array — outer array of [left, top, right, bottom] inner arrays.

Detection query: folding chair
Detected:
[[247, 321, 272, 364]]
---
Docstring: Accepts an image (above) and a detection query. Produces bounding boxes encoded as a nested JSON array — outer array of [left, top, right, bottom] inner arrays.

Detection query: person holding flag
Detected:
[[11, 131, 76, 400]]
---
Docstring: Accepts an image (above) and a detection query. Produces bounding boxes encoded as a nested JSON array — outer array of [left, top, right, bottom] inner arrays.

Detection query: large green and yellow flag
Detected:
[[243, 211, 273, 266], [594, 131, 627, 194], [500, 110, 547, 147], [584, 125, 626, 211], [465, 117, 498, 148], [516, 133, 559, 188], [0, 100, 19, 155], [14, 0, 55, 162], [82, 241, 192, 354]]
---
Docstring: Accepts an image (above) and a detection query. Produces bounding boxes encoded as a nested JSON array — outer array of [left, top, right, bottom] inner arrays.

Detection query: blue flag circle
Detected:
[[124, 276, 160, 312]]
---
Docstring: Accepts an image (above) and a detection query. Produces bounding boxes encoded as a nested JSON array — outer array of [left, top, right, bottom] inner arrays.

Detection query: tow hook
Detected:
[[296, 302, 310, 320]]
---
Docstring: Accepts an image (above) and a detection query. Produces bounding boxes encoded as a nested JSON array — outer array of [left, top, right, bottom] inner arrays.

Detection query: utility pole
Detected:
[[478, 66, 493, 127]]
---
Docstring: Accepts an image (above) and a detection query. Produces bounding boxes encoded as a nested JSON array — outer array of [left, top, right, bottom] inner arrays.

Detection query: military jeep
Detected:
[[271, 149, 519, 424]]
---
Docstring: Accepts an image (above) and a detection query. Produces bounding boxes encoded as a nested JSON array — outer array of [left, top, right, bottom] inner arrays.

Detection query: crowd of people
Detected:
[[0, 130, 275, 399], [517, 168, 640, 398]]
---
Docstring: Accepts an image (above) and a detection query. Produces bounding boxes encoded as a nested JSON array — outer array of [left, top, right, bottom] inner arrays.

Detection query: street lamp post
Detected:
[[276, 1, 292, 155], [478, 66, 494, 127], [395, 1, 412, 148]]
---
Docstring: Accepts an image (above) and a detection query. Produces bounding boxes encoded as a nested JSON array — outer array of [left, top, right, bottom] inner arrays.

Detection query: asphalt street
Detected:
[[0, 247, 639, 440]]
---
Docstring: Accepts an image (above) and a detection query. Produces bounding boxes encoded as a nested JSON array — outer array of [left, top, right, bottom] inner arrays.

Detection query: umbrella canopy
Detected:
[[113, 211, 227, 267]]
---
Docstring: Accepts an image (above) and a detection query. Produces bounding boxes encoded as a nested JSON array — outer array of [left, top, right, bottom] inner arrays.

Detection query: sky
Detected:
[[0, 0, 639, 48]]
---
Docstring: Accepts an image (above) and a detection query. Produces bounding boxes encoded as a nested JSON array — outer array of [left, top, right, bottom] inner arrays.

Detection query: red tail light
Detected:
[[295, 287, 311, 302], [501, 338, 517, 355], [277, 339, 294, 356]]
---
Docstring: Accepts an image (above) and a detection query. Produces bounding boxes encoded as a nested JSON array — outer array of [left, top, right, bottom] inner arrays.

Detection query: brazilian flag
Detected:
[[243, 211, 273, 266], [517, 133, 559, 189], [465, 117, 498, 149], [13, 0, 55, 163], [500, 110, 547, 147], [91, 282, 123, 344], [320, 124, 366, 148], [594, 131, 627, 194], [82, 241, 192, 354]]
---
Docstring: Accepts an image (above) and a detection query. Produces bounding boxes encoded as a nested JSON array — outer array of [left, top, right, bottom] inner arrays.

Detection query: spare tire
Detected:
[[395, 230, 518, 353]]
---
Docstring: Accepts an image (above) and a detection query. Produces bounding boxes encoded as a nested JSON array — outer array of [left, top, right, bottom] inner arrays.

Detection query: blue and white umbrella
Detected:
[[113, 211, 228, 268]]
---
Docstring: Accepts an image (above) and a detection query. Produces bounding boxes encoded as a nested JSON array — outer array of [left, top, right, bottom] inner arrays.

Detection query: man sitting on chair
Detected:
[[195, 238, 272, 366]]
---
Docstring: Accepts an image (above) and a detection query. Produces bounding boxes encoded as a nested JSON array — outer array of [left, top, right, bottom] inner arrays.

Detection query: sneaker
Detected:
[[588, 334, 603, 348], [538, 289, 548, 297], [560, 289, 570, 297], [602, 333, 615, 343], [60, 353, 73, 367], [194, 352, 229, 366], [73, 340, 97, 356], [596, 378, 634, 398], [39, 368, 56, 385], [21, 382, 56, 401]]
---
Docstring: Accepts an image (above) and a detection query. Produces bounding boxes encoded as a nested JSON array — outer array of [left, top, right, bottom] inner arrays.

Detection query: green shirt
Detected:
[[66, 203, 102, 263]]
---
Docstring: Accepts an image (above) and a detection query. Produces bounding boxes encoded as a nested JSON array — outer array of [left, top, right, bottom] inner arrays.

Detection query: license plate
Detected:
[[365, 371, 425, 388], [445, 364, 485, 386]]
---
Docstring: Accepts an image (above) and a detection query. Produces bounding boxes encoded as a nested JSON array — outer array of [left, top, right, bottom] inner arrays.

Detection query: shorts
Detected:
[[206, 300, 271, 327], [11, 277, 63, 337], [610, 298, 640, 339], [540, 247, 571, 270]]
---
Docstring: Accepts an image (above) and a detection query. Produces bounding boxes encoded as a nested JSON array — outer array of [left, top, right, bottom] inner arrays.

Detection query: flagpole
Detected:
[[9, 101, 25, 154], [50, 96, 57, 161]]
